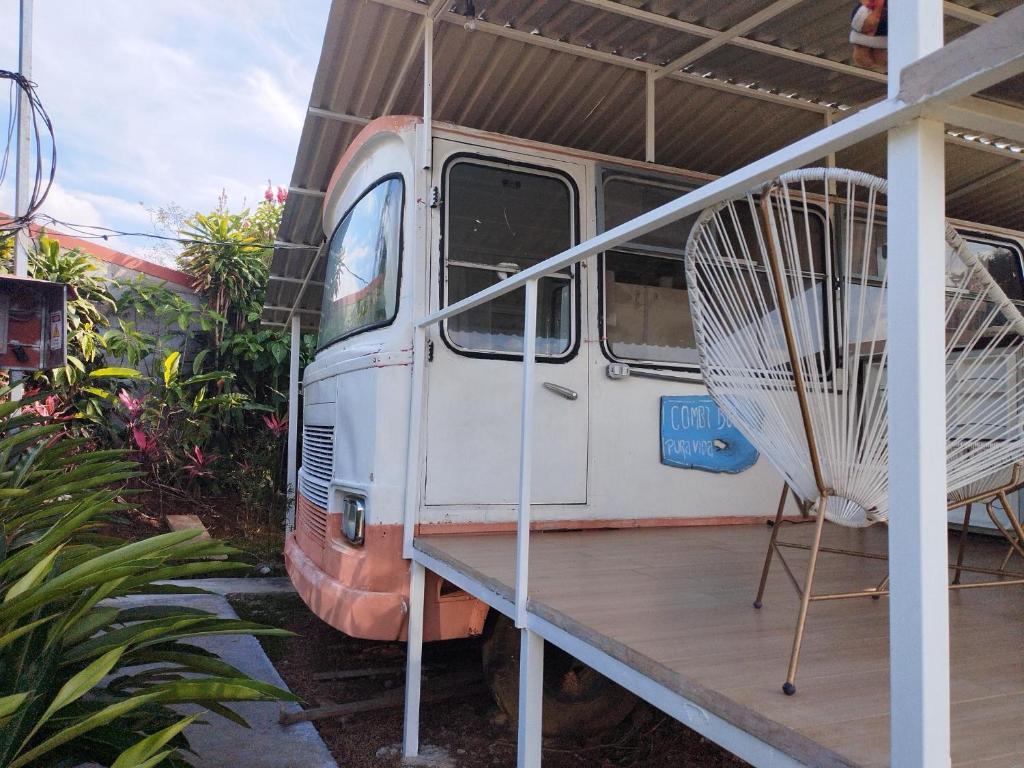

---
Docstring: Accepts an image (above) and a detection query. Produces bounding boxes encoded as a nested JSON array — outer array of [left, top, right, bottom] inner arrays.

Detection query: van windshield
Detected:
[[319, 177, 403, 349]]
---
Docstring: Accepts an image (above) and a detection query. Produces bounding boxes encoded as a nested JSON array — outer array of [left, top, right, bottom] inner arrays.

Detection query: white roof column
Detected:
[[285, 314, 301, 534], [886, 0, 950, 765]]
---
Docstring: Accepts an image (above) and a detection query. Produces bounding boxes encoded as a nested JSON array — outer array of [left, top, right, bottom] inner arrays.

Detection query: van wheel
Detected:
[[481, 614, 637, 738]]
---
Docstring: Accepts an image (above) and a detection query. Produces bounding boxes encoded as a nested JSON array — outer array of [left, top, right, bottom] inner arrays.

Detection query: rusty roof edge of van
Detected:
[[323, 115, 423, 225]]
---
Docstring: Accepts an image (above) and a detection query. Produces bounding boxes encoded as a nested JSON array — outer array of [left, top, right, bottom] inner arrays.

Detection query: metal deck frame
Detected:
[[409, 542, 810, 768]]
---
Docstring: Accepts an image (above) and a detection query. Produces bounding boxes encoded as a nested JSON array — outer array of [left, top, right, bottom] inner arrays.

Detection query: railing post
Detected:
[[403, 324, 427, 559], [402, 560, 426, 757], [515, 279, 538, 628], [517, 628, 544, 767]]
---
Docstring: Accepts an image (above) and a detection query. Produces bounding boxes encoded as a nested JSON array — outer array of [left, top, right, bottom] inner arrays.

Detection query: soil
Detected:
[[113, 486, 286, 573], [229, 592, 749, 768]]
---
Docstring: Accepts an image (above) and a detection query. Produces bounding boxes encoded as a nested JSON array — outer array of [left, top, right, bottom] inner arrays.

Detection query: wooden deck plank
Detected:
[[416, 523, 1024, 767]]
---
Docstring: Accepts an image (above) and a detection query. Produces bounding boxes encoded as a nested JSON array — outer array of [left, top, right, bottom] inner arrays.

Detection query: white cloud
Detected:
[[246, 68, 306, 136], [0, 0, 328, 260], [38, 183, 105, 230]]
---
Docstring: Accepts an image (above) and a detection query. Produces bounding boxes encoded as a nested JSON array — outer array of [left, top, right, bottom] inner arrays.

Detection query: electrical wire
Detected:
[[31, 215, 320, 252], [0, 70, 56, 235], [0, 71, 311, 258]]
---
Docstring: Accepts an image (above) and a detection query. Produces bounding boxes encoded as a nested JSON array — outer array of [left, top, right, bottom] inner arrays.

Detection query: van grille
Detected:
[[297, 494, 327, 546], [299, 424, 334, 509]]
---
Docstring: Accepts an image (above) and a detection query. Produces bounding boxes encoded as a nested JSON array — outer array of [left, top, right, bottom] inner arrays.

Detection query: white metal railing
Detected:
[[403, 94, 915, 627], [401, 41, 1024, 626]]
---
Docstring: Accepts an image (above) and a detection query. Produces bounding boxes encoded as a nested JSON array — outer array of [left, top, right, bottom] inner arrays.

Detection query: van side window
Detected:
[[837, 221, 1024, 347], [319, 177, 404, 349], [601, 175, 700, 367], [443, 159, 575, 357]]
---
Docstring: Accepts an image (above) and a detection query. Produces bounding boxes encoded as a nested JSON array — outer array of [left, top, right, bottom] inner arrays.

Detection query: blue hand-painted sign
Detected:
[[660, 395, 758, 473]]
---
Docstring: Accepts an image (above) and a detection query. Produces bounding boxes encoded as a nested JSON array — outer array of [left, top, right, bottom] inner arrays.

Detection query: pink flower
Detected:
[[117, 389, 145, 419], [184, 446, 215, 478], [276, 186, 288, 204], [263, 186, 274, 202], [23, 394, 62, 419], [263, 413, 288, 437], [132, 426, 156, 456]]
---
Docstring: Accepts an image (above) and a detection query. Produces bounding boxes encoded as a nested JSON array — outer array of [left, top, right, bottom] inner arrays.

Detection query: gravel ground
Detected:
[[229, 592, 748, 768]]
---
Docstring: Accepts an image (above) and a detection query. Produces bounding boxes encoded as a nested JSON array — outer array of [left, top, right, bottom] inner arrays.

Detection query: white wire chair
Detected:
[[684, 167, 1024, 695]]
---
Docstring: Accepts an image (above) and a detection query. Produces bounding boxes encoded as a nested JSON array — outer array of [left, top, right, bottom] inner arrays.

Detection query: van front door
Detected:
[[423, 141, 589, 507]]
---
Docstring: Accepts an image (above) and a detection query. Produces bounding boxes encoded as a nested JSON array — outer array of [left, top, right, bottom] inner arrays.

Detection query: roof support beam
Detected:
[[654, 0, 805, 78], [898, 3, 1024, 108], [273, 240, 320, 251], [942, 1, 995, 25], [941, 97, 1024, 145], [943, 130, 1024, 159], [571, 0, 885, 84], [422, 13, 434, 169], [645, 70, 655, 162], [287, 186, 326, 198], [266, 305, 321, 314], [670, 70, 830, 113], [308, 107, 371, 126], [285, 240, 328, 328], [270, 275, 325, 286]]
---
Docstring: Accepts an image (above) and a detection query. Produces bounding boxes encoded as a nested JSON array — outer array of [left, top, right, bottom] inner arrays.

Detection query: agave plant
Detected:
[[0, 393, 296, 768]]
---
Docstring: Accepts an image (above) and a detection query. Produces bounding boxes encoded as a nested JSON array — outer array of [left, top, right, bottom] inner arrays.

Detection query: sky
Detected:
[[0, 0, 330, 264]]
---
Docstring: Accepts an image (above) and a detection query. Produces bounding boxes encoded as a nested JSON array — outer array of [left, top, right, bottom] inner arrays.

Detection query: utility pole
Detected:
[[14, 0, 33, 278]]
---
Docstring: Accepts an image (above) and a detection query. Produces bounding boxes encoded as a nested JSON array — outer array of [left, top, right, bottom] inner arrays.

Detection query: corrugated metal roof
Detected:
[[265, 0, 1024, 329]]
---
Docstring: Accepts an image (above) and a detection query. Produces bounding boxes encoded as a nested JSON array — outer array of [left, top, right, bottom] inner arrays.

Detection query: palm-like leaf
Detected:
[[0, 400, 296, 768]]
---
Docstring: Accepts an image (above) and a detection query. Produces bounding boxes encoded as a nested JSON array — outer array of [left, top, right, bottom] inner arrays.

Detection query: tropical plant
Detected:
[[0, 393, 296, 768], [177, 212, 267, 346], [108, 350, 247, 488]]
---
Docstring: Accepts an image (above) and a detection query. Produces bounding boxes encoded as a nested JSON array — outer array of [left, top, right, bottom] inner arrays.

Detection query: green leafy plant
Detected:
[[178, 212, 268, 346], [0, 394, 296, 767]]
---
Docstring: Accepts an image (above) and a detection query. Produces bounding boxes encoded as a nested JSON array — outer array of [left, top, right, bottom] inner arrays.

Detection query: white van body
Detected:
[[286, 116, 1024, 642]]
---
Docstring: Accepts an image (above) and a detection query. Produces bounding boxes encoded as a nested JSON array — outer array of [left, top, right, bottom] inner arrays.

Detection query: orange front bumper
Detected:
[[285, 511, 488, 642], [285, 533, 411, 641]]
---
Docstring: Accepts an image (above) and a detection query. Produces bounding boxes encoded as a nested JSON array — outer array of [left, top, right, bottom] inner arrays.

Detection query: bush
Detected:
[[0, 395, 296, 767]]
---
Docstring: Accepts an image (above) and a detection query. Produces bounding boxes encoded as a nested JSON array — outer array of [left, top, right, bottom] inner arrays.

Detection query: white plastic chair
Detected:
[[685, 167, 1024, 694]]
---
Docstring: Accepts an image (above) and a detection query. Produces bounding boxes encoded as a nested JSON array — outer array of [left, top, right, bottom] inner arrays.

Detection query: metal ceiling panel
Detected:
[[265, 0, 1024, 328]]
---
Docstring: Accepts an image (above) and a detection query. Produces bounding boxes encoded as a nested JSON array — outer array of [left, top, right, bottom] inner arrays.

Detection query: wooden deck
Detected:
[[415, 522, 1024, 768]]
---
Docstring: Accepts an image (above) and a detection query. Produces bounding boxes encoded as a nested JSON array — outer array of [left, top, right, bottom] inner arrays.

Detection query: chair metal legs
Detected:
[[783, 496, 828, 696], [952, 502, 973, 585], [754, 483, 790, 610], [757, 486, 1024, 697]]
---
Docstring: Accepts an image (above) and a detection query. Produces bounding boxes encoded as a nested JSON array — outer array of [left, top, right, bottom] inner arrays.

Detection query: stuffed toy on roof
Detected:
[[850, 0, 888, 70]]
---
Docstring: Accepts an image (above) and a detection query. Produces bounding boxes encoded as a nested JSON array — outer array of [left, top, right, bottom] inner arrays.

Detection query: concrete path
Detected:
[[113, 579, 337, 768]]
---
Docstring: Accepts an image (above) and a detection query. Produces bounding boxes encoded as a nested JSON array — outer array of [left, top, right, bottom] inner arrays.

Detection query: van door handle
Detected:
[[542, 382, 578, 401]]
